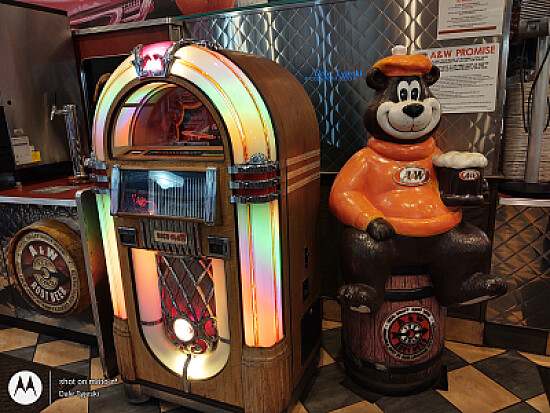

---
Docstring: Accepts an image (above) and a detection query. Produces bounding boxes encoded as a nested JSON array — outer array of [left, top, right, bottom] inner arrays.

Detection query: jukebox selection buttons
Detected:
[[8, 220, 90, 316]]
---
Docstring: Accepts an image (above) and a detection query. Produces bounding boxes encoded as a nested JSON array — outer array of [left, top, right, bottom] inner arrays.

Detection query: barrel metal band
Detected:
[[384, 286, 435, 302], [346, 348, 443, 374], [390, 266, 429, 275]]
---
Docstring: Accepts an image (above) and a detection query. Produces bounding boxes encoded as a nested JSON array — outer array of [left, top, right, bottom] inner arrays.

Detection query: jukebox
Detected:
[[91, 40, 321, 412]]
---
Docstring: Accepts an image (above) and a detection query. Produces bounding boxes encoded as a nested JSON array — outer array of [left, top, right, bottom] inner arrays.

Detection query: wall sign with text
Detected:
[[417, 43, 500, 114]]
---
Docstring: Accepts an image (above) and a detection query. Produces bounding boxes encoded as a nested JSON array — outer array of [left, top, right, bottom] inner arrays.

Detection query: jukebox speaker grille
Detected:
[[157, 253, 218, 354]]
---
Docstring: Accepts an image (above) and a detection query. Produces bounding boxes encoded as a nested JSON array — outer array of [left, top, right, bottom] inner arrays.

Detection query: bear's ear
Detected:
[[425, 65, 440, 86], [366, 67, 388, 91]]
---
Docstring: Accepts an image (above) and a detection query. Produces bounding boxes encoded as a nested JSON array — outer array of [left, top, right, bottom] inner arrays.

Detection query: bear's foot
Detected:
[[337, 284, 380, 313], [440, 272, 507, 307]]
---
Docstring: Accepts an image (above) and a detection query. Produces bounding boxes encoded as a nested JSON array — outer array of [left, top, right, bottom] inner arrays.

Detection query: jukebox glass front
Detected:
[[111, 82, 223, 159], [104, 79, 230, 380]]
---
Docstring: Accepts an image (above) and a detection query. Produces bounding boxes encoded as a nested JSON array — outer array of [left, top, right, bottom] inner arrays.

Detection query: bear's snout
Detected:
[[402, 103, 424, 118]]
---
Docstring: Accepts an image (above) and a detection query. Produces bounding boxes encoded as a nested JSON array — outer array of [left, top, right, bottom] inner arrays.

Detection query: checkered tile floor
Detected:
[[0, 321, 548, 412]]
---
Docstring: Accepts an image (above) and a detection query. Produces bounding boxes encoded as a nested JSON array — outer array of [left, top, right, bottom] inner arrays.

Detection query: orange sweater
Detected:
[[329, 138, 461, 237]]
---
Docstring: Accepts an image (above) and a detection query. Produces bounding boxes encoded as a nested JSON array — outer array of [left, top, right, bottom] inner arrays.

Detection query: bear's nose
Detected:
[[402, 103, 424, 118]]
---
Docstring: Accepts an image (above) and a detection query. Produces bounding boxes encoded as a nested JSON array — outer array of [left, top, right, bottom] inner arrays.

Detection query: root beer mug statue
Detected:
[[433, 151, 488, 206], [329, 46, 507, 395]]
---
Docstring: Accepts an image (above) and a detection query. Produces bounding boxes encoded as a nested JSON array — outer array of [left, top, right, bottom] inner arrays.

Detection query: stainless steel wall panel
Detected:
[[184, 0, 511, 173], [0, 3, 84, 169], [488, 204, 550, 329]]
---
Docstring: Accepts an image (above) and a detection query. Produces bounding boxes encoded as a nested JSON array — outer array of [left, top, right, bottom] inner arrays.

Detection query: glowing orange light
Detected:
[[173, 318, 195, 342]]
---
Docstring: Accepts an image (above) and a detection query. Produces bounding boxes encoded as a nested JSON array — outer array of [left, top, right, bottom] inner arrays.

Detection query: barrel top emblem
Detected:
[[382, 306, 435, 360]]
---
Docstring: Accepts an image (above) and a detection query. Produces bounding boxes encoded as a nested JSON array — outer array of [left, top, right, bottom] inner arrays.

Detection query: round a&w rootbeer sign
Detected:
[[14, 232, 78, 314], [9, 221, 89, 316], [382, 306, 435, 360]]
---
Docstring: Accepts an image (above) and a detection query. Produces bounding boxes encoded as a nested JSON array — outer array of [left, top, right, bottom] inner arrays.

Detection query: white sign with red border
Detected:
[[437, 0, 505, 40]]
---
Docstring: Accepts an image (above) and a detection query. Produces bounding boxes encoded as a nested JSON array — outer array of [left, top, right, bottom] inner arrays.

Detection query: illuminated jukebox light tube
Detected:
[[236, 202, 283, 347], [230, 154, 284, 347], [132, 249, 230, 380], [95, 193, 127, 319], [170, 45, 277, 164]]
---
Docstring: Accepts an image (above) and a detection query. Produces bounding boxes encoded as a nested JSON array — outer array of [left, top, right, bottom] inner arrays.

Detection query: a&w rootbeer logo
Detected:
[[14, 232, 78, 314], [8, 370, 42, 405], [459, 169, 480, 181], [392, 166, 431, 186], [382, 307, 435, 360]]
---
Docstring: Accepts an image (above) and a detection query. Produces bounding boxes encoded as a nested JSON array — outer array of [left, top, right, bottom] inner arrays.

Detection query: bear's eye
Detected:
[[410, 80, 420, 100], [398, 81, 408, 101]]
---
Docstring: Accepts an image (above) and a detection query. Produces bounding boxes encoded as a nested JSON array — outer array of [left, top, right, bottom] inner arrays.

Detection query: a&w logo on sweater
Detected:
[[392, 166, 431, 186]]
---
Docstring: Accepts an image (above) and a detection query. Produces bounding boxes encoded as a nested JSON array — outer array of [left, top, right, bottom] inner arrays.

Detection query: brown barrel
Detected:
[[341, 268, 446, 395], [8, 219, 90, 316]]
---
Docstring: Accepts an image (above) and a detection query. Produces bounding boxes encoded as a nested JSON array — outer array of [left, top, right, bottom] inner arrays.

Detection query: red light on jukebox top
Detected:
[[133, 41, 175, 78]]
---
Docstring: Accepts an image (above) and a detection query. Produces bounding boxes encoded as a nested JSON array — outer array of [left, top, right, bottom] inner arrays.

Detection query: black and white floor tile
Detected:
[[0, 321, 548, 412]]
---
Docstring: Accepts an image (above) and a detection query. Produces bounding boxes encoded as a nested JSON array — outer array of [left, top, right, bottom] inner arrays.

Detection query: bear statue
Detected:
[[329, 46, 507, 314]]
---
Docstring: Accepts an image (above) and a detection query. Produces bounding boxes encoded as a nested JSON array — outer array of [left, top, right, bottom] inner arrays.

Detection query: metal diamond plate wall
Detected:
[[184, 0, 510, 173], [488, 204, 550, 329]]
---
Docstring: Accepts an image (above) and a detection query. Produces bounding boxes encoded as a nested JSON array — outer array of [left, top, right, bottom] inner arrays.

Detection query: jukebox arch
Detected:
[[92, 40, 320, 412]]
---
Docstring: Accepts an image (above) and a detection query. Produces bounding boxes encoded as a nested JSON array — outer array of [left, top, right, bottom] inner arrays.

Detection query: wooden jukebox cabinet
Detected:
[[91, 40, 321, 412]]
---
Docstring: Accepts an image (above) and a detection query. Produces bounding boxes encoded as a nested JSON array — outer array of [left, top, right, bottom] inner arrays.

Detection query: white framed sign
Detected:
[[438, 0, 505, 40], [417, 43, 500, 114]]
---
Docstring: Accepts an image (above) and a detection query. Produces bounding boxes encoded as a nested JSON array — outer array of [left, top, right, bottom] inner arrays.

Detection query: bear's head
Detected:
[[364, 47, 441, 145]]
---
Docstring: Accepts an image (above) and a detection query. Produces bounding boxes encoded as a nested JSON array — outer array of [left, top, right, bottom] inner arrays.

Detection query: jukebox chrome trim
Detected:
[[132, 39, 221, 79], [228, 153, 280, 205], [228, 178, 280, 189], [132, 43, 173, 79], [204, 167, 217, 225], [230, 193, 280, 204], [109, 167, 218, 223], [91, 158, 110, 194], [110, 165, 121, 216]]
